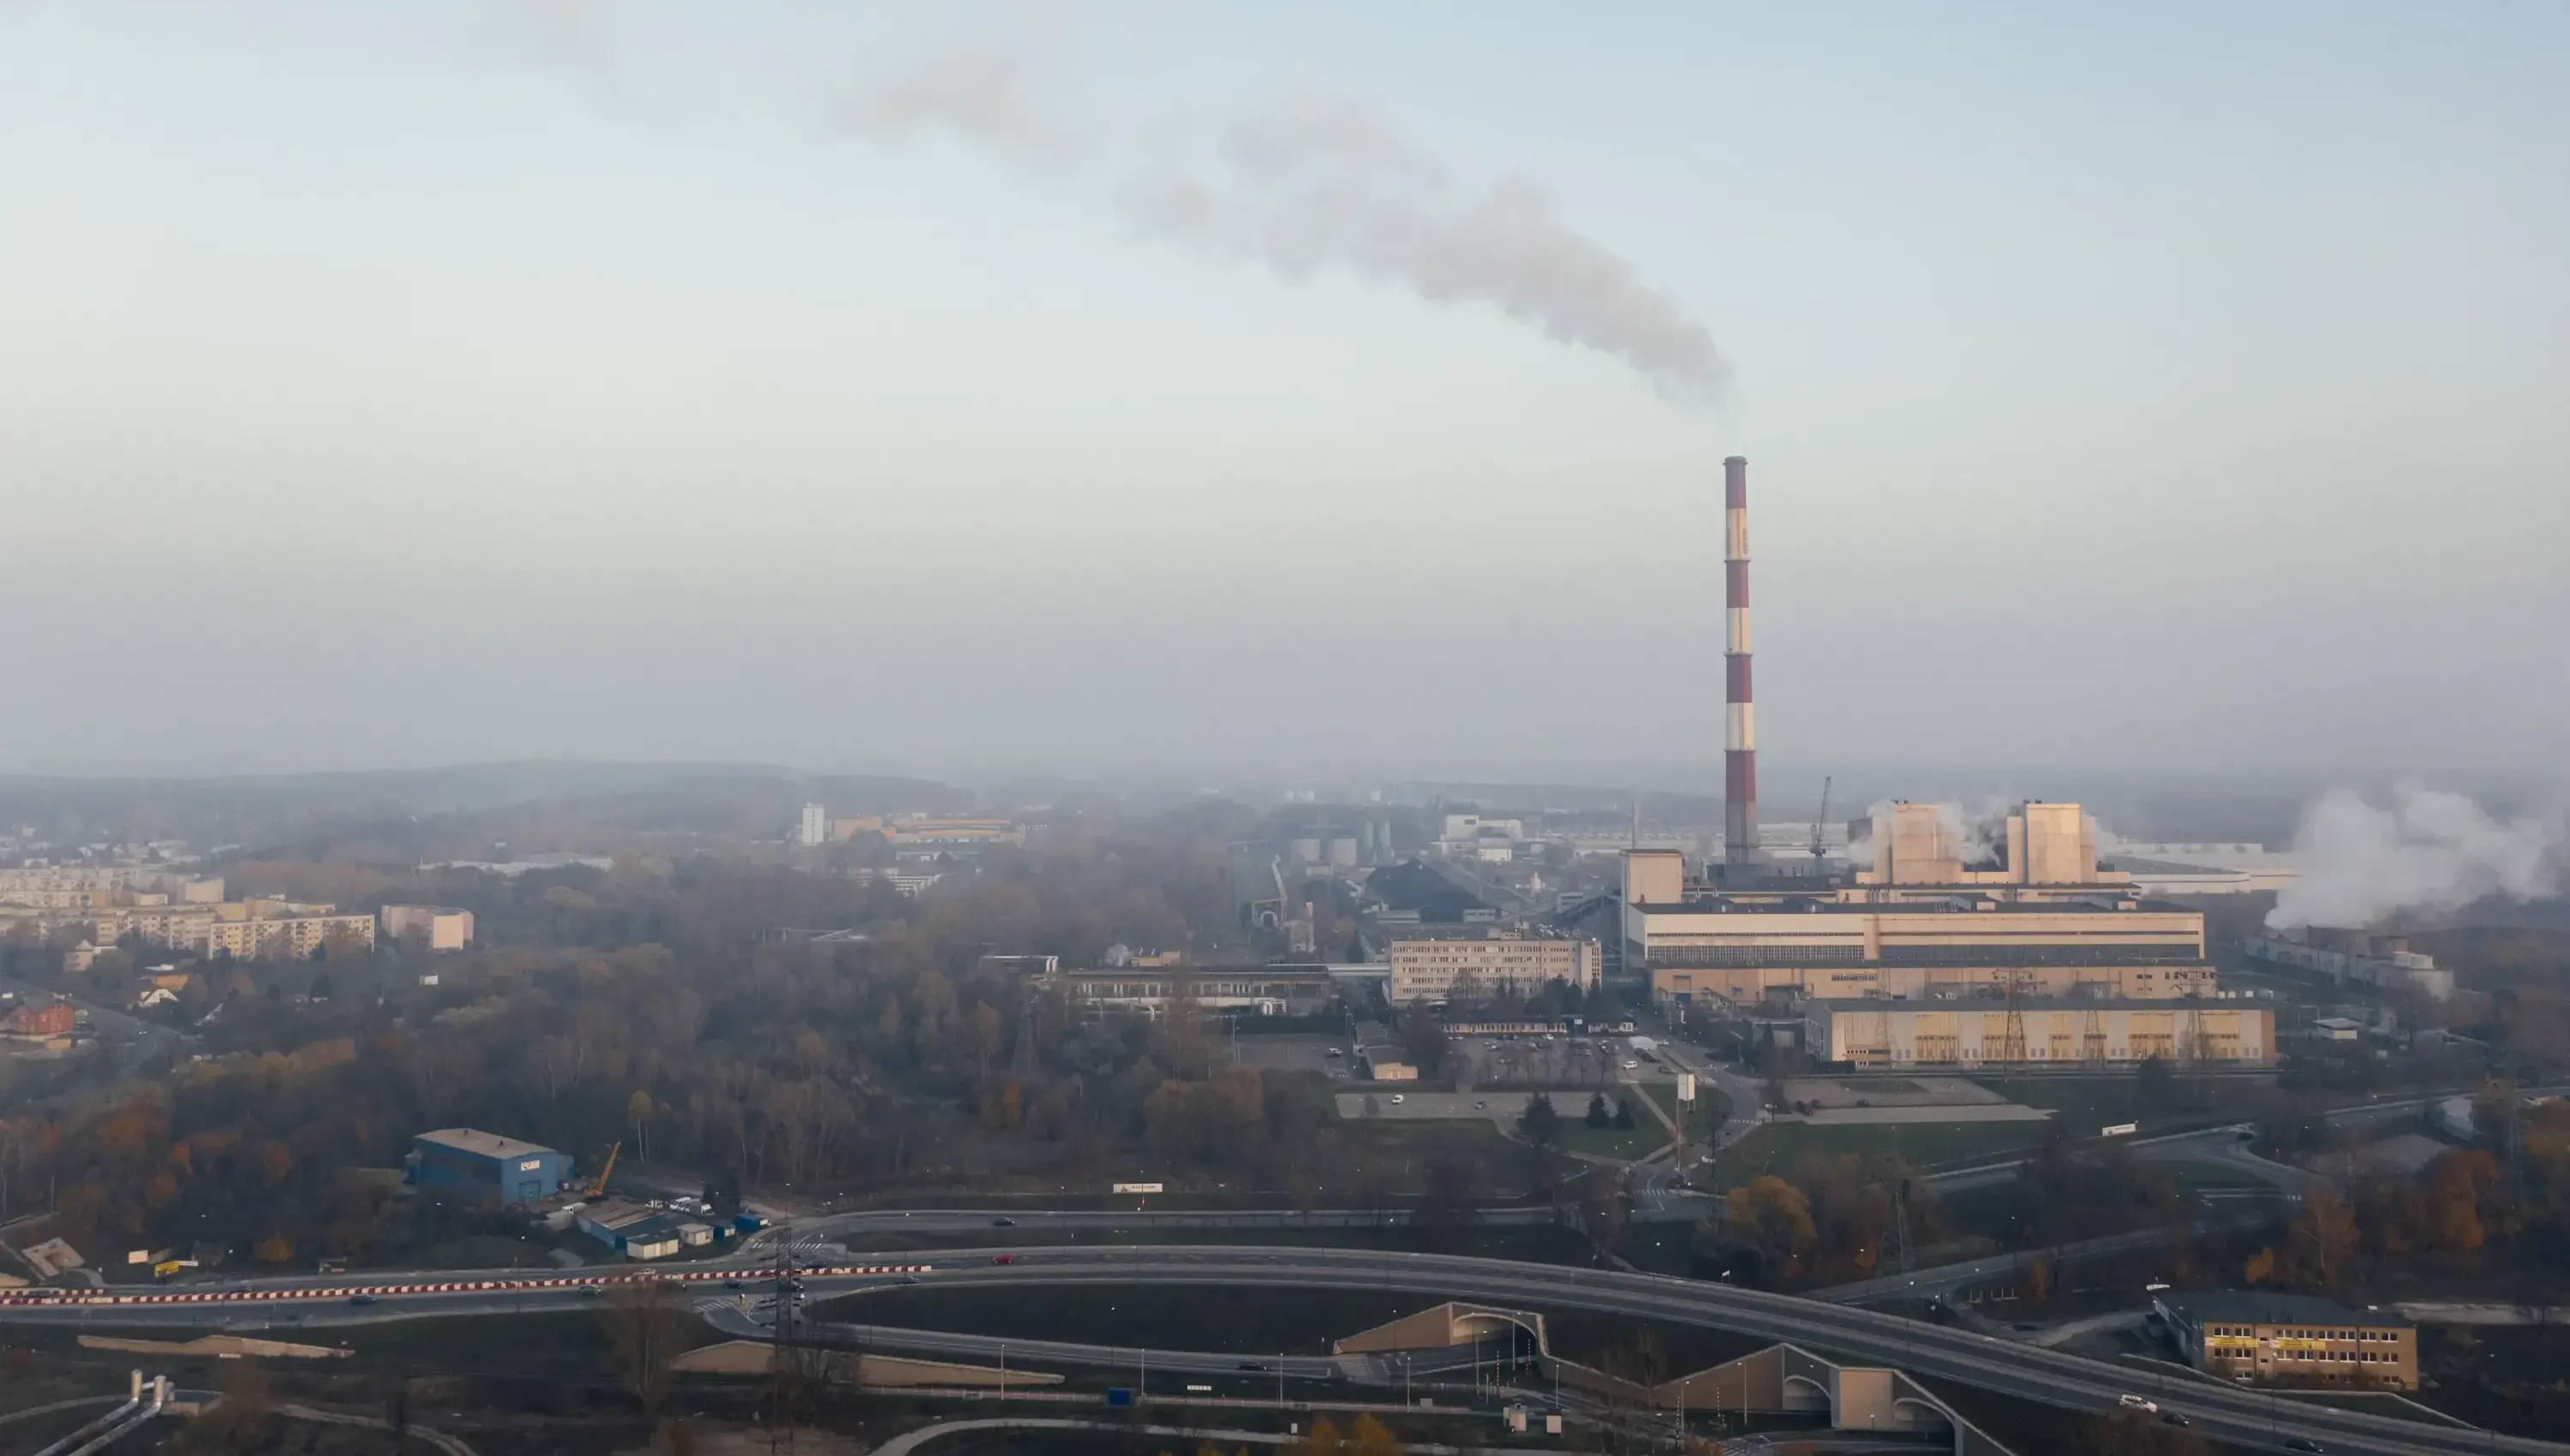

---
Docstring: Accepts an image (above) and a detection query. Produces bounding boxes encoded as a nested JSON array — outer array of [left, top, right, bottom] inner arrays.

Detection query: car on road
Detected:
[[578, 1286, 603, 1298], [723, 1278, 745, 1289], [990, 1254, 1017, 1265], [1622, 1059, 1639, 1070], [346, 1293, 376, 1305], [1390, 1094, 1405, 1105], [991, 1216, 1017, 1226], [1473, 1101, 1486, 1110], [2283, 1441, 2323, 1453], [2117, 1394, 2158, 1414], [2159, 1411, 2190, 1427], [1325, 1047, 1342, 1057], [1237, 1361, 1264, 1371]]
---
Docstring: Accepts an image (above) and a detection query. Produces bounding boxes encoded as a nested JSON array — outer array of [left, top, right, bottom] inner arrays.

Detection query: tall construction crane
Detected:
[[587, 1142, 621, 1200], [1809, 776, 1833, 867]]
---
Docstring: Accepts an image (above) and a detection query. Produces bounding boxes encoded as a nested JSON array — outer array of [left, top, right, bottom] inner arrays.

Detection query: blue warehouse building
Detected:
[[407, 1128, 573, 1207]]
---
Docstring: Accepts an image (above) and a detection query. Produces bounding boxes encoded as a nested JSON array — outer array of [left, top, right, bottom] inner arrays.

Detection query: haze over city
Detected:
[[3, 0, 2565, 786]]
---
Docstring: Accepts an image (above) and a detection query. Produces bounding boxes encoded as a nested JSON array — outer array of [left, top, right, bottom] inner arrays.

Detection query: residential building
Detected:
[[405, 1129, 573, 1208], [1387, 933, 1601, 1004], [2155, 1292, 2417, 1389], [380, 904, 475, 951], [830, 815, 1024, 847], [798, 803, 829, 847], [1801, 999, 2274, 1068]]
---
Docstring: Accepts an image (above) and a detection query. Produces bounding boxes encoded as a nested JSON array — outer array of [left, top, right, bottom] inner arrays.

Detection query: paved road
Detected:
[[6, 1244, 2558, 1456], [751, 1206, 1564, 1256]]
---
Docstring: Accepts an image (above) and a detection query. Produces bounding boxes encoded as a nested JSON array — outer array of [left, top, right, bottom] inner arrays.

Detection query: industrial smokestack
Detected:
[[1723, 455, 1759, 868]]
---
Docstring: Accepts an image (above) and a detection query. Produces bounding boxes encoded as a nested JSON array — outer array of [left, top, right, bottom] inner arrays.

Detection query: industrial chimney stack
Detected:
[[1723, 456, 1759, 868]]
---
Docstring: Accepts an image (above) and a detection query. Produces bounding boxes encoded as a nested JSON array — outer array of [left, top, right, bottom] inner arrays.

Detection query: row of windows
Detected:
[[1648, 944, 2202, 969], [2206, 1324, 2400, 1341]]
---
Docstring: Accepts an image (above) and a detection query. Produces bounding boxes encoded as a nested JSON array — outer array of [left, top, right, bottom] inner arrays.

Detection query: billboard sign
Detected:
[[2100, 1122, 2139, 1137], [1112, 1182, 1165, 1195]]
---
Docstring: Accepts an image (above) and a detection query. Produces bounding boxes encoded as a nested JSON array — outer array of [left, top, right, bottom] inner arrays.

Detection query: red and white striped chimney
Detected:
[[1723, 455, 1758, 868]]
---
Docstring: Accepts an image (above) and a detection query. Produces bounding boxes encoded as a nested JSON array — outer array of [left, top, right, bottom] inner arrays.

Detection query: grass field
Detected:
[[1711, 1119, 2052, 1184], [1557, 1120, 1671, 1160]]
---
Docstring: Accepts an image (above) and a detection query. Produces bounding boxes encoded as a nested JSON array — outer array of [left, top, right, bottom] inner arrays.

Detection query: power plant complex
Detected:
[[1618, 458, 2274, 1068]]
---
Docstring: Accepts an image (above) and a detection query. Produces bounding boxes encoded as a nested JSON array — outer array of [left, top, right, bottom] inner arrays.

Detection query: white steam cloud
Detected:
[[846, 52, 1728, 399], [2268, 785, 2568, 930]]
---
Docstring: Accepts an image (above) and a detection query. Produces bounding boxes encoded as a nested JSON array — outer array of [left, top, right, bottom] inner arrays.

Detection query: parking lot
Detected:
[[1228, 1035, 1354, 1075], [1332, 1089, 1540, 1125]]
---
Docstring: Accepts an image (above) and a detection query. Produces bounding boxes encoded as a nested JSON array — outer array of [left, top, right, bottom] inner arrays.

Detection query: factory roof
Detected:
[[2161, 1291, 2411, 1329], [1638, 895, 2186, 916], [1802, 995, 2247, 1013], [414, 1128, 559, 1161]]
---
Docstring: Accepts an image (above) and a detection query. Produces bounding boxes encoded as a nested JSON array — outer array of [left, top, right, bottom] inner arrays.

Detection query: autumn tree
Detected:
[[2283, 1190, 2361, 1292], [1725, 1175, 1816, 1281]]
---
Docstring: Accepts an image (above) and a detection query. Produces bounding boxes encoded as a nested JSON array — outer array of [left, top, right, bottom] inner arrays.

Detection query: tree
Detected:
[[1585, 1091, 1612, 1129], [2134, 1053, 2176, 1112], [603, 1277, 690, 1418], [628, 1089, 654, 1161], [191, 1358, 271, 1453], [1724, 1175, 1815, 1280], [1612, 1097, 1637, 1131], [1292, 1413, 1343, 1456], [2427, 1149, 2506, 1255], [1520, 1092, 1563, 1149], [2284, 1190, 2361, 1292], [1346, 1412, 1403, 1456]]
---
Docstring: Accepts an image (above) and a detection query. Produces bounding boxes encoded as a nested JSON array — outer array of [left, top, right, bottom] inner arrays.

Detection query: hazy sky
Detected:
[[3, 1, 2564, 790]]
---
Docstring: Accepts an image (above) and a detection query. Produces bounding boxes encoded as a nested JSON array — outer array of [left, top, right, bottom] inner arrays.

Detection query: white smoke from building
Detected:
[[843, 51, 1728, 399], [2268, 784, 2568, 930]]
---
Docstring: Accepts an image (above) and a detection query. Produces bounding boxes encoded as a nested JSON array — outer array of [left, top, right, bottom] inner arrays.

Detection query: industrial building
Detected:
[[405, 1129, 573, 1208], [2155, 1292, 2417, 1389], [1629, 803, 2213, 1011], [1034, 965, 1339, 1018], [1800, 998, 2274, 1068], [1386, 932, 1601, 1004], [576, 1198, 718, 1261], [380, 904, 475, 951], [2244, 928, 2453, 1001]]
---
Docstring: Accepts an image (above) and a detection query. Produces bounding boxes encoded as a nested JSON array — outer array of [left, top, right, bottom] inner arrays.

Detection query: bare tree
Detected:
[[602, 1276, 690, 1418]]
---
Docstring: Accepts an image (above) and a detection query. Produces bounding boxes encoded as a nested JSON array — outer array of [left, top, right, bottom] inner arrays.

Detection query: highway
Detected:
[[6, 1244, 2563, 1456]]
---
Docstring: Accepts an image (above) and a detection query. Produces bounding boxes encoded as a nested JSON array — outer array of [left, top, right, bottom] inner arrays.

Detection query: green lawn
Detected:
[[1711, 1118, 2053, 1184], [1557, 1120, 1672, 1160]]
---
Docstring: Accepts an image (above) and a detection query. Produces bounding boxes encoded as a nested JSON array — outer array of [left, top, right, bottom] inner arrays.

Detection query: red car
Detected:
[[990, 1254, 1016, 1265]]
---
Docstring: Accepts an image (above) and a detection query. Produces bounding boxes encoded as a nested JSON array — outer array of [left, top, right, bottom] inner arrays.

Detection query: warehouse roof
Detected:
[[1638, 897, 2191, 916], [2162, 1291, 2410, 1329], [1802, 995, 2244, 1013], [415, 1128, 559, 1161]]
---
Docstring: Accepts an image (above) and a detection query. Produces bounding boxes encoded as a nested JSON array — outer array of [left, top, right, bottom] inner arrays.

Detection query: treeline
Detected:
[[0, 803, 1439, 1268], [2248, 1097, 2570, 1304]]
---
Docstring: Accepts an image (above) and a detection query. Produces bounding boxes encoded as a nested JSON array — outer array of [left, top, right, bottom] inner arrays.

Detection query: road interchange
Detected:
[[4, 1242, 2563, 1456]]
